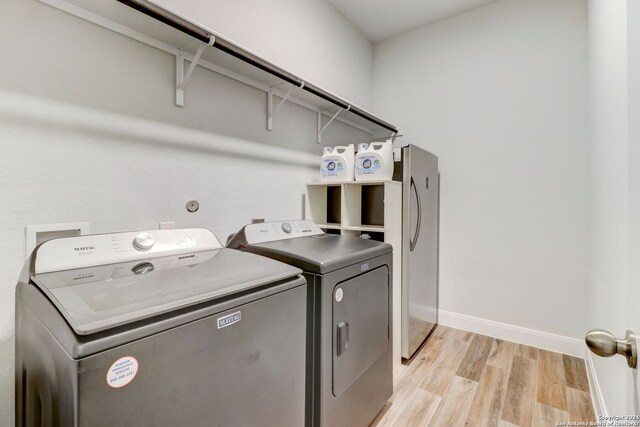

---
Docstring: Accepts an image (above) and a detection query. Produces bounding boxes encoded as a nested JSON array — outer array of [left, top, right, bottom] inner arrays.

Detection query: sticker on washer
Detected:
[[335, 288, 344, 302], [106, 356, 139, 389]]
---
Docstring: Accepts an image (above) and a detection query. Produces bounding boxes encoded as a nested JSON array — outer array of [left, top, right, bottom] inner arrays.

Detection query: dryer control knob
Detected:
[[281, 222, 292, 233], [133, 232, 156, 251]]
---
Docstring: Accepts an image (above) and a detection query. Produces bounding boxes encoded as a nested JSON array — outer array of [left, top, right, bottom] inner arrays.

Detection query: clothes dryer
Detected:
[[228, 220, 393, 427]]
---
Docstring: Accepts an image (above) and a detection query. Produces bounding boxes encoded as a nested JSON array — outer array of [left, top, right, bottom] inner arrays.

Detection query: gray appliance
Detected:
[[15, 228, 307, 427], [227, 220, 393, 427], [393, 144, 439, 360]]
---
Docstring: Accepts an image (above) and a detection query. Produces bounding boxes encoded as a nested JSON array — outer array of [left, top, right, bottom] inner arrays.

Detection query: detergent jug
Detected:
[[320, 144, 355, 182], [354, 141, 394, 181]]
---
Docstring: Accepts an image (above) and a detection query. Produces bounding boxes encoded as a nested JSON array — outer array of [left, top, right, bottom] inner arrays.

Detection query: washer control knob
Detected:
[[281, 222, 292, 234], [133, 232, 156, 251]]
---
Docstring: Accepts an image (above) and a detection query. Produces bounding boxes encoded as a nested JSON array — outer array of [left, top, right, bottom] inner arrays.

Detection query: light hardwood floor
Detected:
[[371, 325, 595, 427]]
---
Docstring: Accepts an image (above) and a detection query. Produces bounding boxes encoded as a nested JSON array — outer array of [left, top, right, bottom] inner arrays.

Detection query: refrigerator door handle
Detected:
[[410, 176, 422, 252]]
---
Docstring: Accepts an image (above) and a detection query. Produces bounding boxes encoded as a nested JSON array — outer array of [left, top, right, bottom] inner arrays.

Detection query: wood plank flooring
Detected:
[[371, 326, 595, 427]]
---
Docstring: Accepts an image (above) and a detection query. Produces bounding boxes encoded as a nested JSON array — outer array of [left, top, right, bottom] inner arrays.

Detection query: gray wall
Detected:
[[372, 0, 590, 339], [0, 0, 373, 422]]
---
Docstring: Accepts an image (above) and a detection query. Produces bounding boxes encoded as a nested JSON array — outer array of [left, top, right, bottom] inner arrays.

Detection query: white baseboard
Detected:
[[437, 309, 585, 358], [584, 349, 608, 417]]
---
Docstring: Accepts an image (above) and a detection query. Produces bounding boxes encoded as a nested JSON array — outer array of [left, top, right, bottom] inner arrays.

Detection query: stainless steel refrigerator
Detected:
[[393, 144, 439, 360]]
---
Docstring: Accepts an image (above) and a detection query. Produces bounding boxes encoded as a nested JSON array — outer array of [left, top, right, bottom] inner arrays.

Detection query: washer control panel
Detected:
[[34, 228, 222, 274], [240, 220, 324, 244]]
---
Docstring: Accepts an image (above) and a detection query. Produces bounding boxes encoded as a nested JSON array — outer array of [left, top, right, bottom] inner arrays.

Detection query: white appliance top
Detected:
[[34, 228, 222, 274], [237, 220, 324, 244], [27, 228, 301, 335]]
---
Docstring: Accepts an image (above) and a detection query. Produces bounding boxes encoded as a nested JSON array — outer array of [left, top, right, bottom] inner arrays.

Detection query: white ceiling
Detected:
[[327, 0, 497, 42]]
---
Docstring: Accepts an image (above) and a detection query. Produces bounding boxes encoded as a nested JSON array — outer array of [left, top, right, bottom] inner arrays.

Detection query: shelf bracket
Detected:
[[267, 81, 305, 131], [370, 132, 403, 143], [175, 36, 215, 107], [389, 132, 406, 143], [317, 105, 351, 144]]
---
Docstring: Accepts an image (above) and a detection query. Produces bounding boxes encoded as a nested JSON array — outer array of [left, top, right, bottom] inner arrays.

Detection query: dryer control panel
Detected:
[[230, 220, 324, 246]]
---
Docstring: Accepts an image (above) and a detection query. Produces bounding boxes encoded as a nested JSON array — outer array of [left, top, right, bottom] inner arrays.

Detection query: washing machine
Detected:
[[227, 220, 393, 427], [15, 228, 307, 427]]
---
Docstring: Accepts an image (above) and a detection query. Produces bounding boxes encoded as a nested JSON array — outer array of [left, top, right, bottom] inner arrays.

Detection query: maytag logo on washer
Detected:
[[217, 311, 242, 329]]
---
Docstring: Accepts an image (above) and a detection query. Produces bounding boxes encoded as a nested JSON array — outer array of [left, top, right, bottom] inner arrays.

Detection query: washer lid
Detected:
[[247, 235, 392, 274], [31, 248, 301, 335]]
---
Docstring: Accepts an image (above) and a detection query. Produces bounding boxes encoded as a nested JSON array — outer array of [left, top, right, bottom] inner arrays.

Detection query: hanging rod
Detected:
[[117, 0, 399, 134]]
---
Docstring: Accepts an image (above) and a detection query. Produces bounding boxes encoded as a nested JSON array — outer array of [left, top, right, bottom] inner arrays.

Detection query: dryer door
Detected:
[[332, 266, 389, 397]]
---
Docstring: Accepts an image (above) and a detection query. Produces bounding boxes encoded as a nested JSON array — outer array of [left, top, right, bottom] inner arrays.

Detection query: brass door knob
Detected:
[[585, 329, 637, 369]]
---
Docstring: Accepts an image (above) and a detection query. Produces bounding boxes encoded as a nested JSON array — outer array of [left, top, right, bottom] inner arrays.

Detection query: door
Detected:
[[588, 0, 640, 415], [401, 145, 439, 359], [332, 266, 389, 397], [627, 0, 640, 412]]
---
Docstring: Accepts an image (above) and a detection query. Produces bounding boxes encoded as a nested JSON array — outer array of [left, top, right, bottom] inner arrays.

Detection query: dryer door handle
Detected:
[[337, 322, 349, 356]]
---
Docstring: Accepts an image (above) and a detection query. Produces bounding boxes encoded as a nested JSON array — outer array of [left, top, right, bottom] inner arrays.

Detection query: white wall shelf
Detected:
[[37, 0, 399, 143], [305, 180, 403, 368]]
